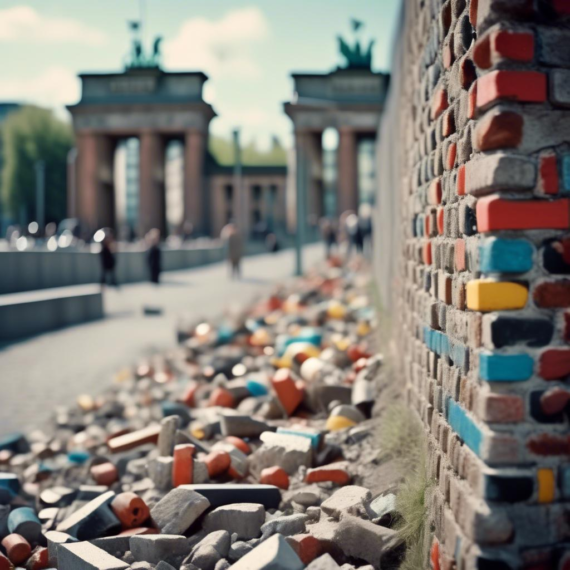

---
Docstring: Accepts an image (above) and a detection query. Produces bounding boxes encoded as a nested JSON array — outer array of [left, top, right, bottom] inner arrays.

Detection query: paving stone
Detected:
[[229, 534, 304, 570], [150, 486, 210, 535], [58, 541, 129, 570], [202, 503, 265, 540]]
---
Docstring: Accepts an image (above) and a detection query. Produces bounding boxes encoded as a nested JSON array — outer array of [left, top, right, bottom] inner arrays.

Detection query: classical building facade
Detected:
[[284, 38, 389, 223]]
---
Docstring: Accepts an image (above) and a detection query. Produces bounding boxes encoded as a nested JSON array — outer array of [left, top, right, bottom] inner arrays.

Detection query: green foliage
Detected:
[[1, 105, 73, 223], [209, 135, 287, 166], [378, 403, 433, 570]]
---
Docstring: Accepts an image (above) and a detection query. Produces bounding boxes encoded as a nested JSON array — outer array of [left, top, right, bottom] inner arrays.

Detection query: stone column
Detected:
[[184, 130, 206, 235], [306, 132, 323, 223], [139, 131, 166, 238], [76, 133, 100, 237], [337, 127, 359, 214], [294, 130, 310, 233], [97, 136, 116, 231]]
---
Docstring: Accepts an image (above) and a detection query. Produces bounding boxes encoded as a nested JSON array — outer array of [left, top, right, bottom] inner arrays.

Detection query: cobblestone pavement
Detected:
[[0, 245, 322, 435]]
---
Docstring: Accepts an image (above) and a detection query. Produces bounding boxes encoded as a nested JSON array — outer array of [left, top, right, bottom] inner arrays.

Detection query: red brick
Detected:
[[437, 208, 445, 235], [539, 348, 570, 379], [224, 436, 251, 455], [25, 546, 48, 570], [493, 30, 534, 62], [432, 88, 449, 120], [553, 0, 570, 15], [305, 465, 351, 485], [172, 443, 195, 487], [480, 393, 524, 423], [287, 534, 323, 565], [204, 450, 231, 478], [460, 58, 476, 90], [208, 387, 235, 408], [473, 34, 492, 69], [477, 71, 547, 108], [539, 154, 559, 195], [260, 466, 290, 489], [428, 178, 443, 205], [475, 110, 523, 151], [468, 82, 478, 119], [455, 239, 466, 271], [430, 538, 440, 570], [469, 0, 478, 25], [271, 368, 304, 415], [446, 143, 457, 170], [476, 196, 570, 232], [564, 312, 570, 343], [111, 492, 150, 529], [180, 381, 199, 407], [90, 462, 118, 486], [443, 43, 454, 69], [527, 433, 570, 456], [107, 425, 161, 453], [443, 111, 455, 137], [540, 387, 570, 415], [457, 164, 466, 196], [1, 534, 31, 565], [423, 241, 433, 265], [534, 281, 570, 309]]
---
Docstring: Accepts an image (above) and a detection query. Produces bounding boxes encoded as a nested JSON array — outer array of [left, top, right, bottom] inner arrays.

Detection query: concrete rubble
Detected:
[[0, 263, 404, 569]]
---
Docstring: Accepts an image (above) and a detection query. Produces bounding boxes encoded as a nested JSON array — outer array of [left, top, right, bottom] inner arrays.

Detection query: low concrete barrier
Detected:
[[0, 241, 271, 295], [0, 285, 103, 341]]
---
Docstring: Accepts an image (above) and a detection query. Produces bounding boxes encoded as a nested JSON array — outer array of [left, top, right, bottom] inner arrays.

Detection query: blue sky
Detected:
[[0, 0, 401, 148]]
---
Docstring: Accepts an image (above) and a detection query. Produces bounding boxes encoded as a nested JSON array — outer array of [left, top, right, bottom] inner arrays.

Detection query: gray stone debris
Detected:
[[220, 415, 271, 438], [202, 503, 265, 540], [156, 561, 178, 570], [58, 541, 129, 570], [150, 486, 210, 534], [228, 540, 253, 562], [369, 493, 397, 520], [320, 485, 372, 519], [336, 514, 401, 567], [260, 513, 308, 538], [214, 559, 231, 570], [148, 456, 174, 491], [45, 530, 77, 567], [158, 416, 180, 456], [130, 534, 191, 565], [184, 529, 231, 570], [252, 432, 312, 475], [229, 534, 304, 570], [306, 553, 341, 569]]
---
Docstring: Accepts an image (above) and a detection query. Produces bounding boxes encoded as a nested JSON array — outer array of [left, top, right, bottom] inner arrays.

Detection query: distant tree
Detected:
[[1, 105, 73, 225], [209, 135, 288, 166]]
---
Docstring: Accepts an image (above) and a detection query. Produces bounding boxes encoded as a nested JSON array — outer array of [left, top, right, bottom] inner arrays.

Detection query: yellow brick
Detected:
[[326, 416, 357, 432], [537, 468, 555, 503], [466, 280, 528, 311]]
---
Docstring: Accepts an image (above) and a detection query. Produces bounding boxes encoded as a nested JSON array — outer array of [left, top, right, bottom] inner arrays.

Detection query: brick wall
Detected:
[[375, 1, 570, 568]]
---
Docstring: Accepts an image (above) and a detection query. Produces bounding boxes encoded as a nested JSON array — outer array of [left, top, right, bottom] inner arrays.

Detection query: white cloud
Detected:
[[0, 66, 79, 117], [164, 7, 269, 78], [0, 6, 107, 45]]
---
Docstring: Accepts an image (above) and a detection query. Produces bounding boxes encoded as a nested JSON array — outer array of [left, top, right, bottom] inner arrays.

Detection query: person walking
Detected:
[[100, 233, 118, 287], [320, 217, 338, 259], [221, 222, 243, 279], [146, 228, 162, 285]]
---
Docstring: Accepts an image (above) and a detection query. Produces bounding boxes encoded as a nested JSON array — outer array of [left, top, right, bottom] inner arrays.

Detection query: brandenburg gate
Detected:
[[67, 31, 215, 238]]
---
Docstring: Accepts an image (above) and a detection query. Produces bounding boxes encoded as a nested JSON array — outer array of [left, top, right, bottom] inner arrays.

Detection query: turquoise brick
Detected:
[[247, 379, 269, 396], [447, 398, 482, 456], [0, 473, 20, 503], [276, 427, 321, 449], [479, 352, 534, 382], [563, 154, 570, 192], [479, 238, 534, 274], [68, 450, 91, 464]]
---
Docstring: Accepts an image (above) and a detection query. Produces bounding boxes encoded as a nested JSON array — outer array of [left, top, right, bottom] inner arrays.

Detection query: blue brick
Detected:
[[68, 450, 91, 464], [0, 473, 20, 504], [447, 398, 482, 456], [563, 154, 570, 192], [479, 238, 534, 274], [247, 379, 269, 397], [479, 352, 534, 382]]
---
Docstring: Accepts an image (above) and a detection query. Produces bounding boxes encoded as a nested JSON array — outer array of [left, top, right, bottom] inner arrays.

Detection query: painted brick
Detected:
[[551, 69, 570, 108], [543, 238, 570, 274], [479, 238, 534, 274], [466, 280, 528, 311], [539, 387, 570, 415], [527, 434, 570, 457], [539, 349, 570, 379], [530, 390, 566, 423], [563, 155, 570, 192], [479, 352, 534, 382], [484, 470, 534, 502], [477, 70, 547, 109], [476, 196, 570, 232], [534, 280, 570, 308], [537, 469, 556, 503], [474, 110, 523, 151], [538, 154, 559, 196], [483, 315, 554, 348], [447, 398, 483, 456]]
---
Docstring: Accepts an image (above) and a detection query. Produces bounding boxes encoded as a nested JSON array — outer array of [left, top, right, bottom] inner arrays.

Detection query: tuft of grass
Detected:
[[378, 403, 433, 570]]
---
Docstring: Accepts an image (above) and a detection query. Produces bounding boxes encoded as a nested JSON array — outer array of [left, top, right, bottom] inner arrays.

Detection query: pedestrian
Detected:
[[100, 232, 118, 287], [146, 228, 162, 285], [344, 212, 363, 259], [320, 217, 338, 259], [359, 203, 373, 258], [221, 221, 243, 279]]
